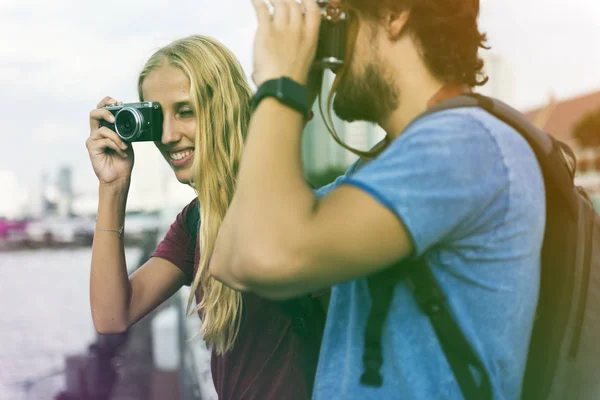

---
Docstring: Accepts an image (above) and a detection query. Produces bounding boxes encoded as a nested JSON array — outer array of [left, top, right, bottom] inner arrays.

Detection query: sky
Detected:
[[1, 0, 600, 217]]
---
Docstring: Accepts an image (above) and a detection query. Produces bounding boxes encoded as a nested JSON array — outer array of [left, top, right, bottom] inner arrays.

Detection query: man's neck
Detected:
[[379, 76, 445, 139], [357, 78, 469, 169]]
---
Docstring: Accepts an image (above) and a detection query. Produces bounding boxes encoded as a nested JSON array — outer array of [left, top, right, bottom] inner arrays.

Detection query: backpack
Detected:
[[360, 93, 600, 400], [185, 201, 326, 391]]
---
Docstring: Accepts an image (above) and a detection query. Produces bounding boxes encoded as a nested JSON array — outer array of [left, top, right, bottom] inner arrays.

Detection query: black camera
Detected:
[[313, 0, 348, 72], [100, 102, 163, 142]]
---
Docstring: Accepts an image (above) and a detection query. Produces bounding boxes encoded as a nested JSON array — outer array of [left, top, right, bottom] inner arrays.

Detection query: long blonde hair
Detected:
[[138, 35, 252, 354]]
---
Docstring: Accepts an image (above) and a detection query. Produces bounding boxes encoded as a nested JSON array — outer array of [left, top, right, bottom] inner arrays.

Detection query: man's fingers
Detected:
[[302, 0, 321, 40], [252, 0, 271, 28], [271, 0, 290, 28], [286, 0, 303, 29]]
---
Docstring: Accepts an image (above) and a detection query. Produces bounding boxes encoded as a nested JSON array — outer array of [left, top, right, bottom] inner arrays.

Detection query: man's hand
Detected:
[[251, 0, 322, 87]]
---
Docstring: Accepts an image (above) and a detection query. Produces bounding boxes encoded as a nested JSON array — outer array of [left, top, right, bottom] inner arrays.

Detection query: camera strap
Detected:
[[320, 7, 368, 158]]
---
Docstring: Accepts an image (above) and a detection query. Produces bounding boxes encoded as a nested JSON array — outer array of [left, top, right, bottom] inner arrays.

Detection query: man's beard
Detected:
[[333, 61, 399, 123]]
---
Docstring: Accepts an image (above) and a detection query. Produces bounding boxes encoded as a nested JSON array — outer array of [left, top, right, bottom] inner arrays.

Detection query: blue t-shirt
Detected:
[[313, 107, 546, 400]]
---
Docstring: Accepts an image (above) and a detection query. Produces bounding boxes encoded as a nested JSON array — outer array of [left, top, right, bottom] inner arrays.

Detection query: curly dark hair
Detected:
[[345, 0, 489, 87]]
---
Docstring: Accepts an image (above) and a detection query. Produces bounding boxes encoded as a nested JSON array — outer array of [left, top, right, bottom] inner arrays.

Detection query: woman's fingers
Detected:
[[88, 126, 128, 151], [87, 137, 128, 159], [90, 96, 120, 130]]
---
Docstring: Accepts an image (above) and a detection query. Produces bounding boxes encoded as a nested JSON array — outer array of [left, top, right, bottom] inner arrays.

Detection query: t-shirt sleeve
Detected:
[[342, 110, 509, 257], [314, 160, 361, 199], [152, 199, 199, 286]]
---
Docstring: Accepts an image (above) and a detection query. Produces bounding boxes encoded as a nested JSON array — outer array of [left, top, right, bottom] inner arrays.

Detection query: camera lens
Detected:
[[114, 108, 143, 141]]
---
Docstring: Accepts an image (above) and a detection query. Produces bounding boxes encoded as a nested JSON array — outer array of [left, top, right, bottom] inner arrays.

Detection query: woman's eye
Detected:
[[179, 109, 194, 117]]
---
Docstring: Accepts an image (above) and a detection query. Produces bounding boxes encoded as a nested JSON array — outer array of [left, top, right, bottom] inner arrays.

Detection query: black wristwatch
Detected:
[[252, 77, 310, 119]]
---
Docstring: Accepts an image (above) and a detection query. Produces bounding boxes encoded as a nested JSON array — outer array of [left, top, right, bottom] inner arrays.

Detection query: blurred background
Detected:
[[1, 0, 599, 399]]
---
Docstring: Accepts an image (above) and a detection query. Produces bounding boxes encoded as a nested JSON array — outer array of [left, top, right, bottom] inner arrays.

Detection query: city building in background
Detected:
[[525, 90, 600, 208], [56, 166, 74, 217], [476, 52, 515, 106], [1, 147, 196, 249]]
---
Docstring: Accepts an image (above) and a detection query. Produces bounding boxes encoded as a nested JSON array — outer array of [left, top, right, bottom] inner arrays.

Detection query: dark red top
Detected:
[[153, 199, 323, 400]]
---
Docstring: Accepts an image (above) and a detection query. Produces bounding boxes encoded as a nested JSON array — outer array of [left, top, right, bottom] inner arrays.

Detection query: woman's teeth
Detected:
[[170, 150, 193, 160]]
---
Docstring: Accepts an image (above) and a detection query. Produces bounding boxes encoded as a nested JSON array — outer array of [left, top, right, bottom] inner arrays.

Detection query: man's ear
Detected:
[[385, 10, 410, 40]]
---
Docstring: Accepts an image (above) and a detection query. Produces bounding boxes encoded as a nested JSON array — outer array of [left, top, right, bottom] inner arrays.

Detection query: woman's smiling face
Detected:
[[142, 63, 197, 184]]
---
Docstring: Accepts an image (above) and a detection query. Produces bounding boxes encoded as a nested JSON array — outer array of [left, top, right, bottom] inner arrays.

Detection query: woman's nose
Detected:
[[161, 117, 182, 145]]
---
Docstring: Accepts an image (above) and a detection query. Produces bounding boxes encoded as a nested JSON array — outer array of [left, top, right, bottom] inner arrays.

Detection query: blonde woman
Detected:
[[86, 35, 324, 400]]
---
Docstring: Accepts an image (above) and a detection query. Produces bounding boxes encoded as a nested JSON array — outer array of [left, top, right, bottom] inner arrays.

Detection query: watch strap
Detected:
[[252, 77, 310, 119]]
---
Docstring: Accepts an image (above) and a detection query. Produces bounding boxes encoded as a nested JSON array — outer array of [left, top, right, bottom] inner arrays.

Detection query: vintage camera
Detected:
[[313, 0, 349, 72], [100, 102, 163, 142]]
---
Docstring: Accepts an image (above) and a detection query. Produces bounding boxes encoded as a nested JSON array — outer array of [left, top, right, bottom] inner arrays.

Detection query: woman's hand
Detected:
[[86, 96, 135, 190], [251, 0, 322, 88]]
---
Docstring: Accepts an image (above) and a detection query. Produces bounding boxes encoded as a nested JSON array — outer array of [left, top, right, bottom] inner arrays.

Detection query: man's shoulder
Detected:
[[396, 106, 537, 175], [407, 106, 520, 141], [432, 108, 543, 180], [369, 107, 522, 176]]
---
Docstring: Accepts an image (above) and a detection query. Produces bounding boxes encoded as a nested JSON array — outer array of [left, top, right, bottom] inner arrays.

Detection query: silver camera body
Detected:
[[100, 102, 163, 142]]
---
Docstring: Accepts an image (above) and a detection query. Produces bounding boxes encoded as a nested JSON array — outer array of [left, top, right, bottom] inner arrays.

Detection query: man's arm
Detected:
[[208, 0, 413, 299], [208, 99, 412, 299]]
